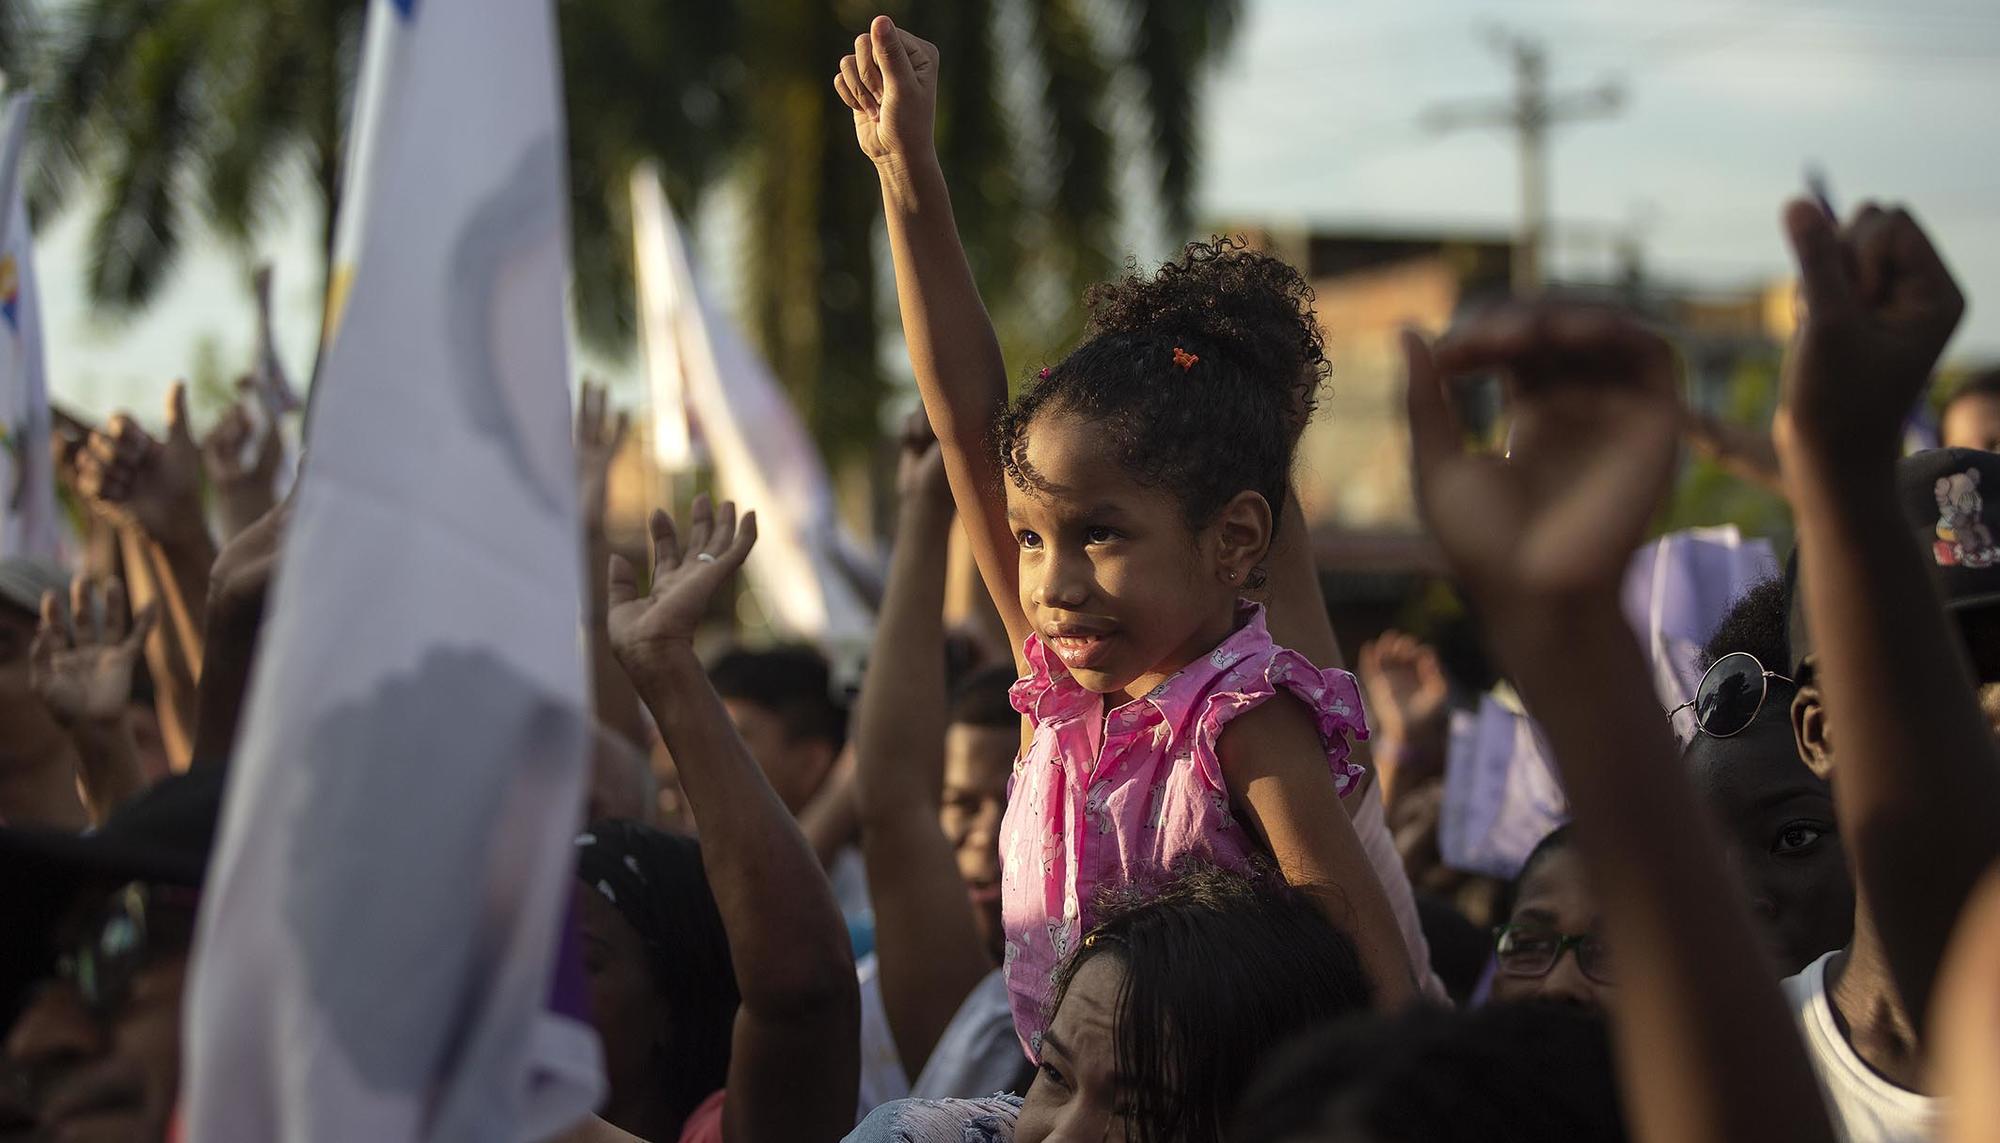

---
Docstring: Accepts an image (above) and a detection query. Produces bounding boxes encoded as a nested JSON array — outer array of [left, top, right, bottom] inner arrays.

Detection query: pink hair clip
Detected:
[[1171, 347, 1199, 371], [1038, 367, 1051, 379]]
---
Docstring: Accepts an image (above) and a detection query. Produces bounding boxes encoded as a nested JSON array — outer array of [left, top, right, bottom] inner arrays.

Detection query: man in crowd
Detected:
[[1, 769, 224, 1142], [1940, 369, 2000, 454]]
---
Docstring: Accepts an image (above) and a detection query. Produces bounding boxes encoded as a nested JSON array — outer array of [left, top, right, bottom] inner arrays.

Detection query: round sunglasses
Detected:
[[1668, 651, 1795, 739]]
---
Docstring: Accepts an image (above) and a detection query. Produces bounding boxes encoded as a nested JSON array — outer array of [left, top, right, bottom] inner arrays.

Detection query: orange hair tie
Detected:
[[1171, 347, 1199, 371]]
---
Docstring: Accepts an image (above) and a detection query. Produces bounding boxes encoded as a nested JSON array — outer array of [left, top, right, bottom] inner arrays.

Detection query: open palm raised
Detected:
[[31, 577, 159, 725], [607, 495, 758, 670]]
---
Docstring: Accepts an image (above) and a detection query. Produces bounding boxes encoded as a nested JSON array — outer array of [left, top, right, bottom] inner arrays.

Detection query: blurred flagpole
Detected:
[[0, 89, 63, 562], [186, 1, 602, 1139], [629, 164, 875, 651]]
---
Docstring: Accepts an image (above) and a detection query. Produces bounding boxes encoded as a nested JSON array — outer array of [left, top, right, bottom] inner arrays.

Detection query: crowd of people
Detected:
[[4, 12, 2000, 1142]]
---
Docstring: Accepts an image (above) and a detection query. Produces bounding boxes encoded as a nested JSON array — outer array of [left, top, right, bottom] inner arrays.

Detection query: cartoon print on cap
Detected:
[[1934, 468, 2000, 569]]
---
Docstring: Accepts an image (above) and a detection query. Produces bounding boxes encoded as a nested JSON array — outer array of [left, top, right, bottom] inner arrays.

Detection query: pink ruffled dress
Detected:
[[997, 603, 1371, 1056]]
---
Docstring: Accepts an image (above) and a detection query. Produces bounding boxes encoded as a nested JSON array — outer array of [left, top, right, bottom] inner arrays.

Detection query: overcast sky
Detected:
[[37, 0, 2000, 423]]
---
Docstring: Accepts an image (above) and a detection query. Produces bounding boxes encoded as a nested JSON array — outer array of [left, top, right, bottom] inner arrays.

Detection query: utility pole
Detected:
[[1422, 30, 1623, 295]]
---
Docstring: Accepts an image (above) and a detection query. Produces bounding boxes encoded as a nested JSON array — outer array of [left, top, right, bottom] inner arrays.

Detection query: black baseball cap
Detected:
[[0, 767, 225, 1026], [1787, 448, 2000, 680]]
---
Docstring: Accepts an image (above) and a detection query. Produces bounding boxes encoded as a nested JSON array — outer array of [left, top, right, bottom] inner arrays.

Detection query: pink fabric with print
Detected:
[[998, 604, 1368, 1056]]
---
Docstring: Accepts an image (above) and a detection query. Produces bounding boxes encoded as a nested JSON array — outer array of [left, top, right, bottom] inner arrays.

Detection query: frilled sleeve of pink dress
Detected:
[[1185, 644, 1371, 796]]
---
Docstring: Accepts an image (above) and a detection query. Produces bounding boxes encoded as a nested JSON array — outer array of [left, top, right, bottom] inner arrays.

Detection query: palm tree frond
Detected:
[[1020, 0, 1118, 292], [1125, 0, 1240, 238]]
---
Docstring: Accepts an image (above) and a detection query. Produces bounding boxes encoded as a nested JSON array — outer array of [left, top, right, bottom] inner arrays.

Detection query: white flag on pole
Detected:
[[186, 1, 602, 1139], [0, 93, 62, 562], [630, 166, 875, 649]]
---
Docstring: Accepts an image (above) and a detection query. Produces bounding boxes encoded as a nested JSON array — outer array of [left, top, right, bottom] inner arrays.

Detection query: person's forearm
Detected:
[[585, 528, 648, 750], [1778, 439, 2000, 1028], [215, 486, 277, 545], [136, 522, 215, 674], [1494, 596, 1831, 1143], [120, 530, 198, 767], [878, 157, 1007, 450], [191, 593, 262, 770], [630, 645, 855, 1015], [855, 492, 955, 822], [68, 715, 146, 823], [855, 489, 991, 1077], [877, 158, 1026, 650]]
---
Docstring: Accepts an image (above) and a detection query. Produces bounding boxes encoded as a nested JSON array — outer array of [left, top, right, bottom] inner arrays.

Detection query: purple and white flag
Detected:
[[0, 93, 62, 563], [1442, 526, 1779, 876], [185, 1, 602, 1138], [1620, 525, 1779, 741]]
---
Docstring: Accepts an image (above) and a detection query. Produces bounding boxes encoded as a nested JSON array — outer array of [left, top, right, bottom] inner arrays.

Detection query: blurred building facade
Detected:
[[1224, 220, 1796, 652]]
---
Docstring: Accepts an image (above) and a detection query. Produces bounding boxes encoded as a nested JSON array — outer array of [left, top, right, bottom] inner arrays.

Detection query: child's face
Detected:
[[1007, 413, 1242, 700]]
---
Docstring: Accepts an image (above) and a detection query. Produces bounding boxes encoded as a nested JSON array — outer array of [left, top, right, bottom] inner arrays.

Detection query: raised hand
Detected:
[[1405, 305, 1681, 605], [201, 383, 284, 540], [1684, 406, 1783, 494], [74, 381, 207, 544], [574, 379, 630, 529], [31, 576, 158, 725], [607, 495, 757, 672], [1775, 201, 1964, 465], [894, 406, 949, 506], [835, 15, 939, 172], [208, 495, 290, 632], [1357, 631, 1449, 747]]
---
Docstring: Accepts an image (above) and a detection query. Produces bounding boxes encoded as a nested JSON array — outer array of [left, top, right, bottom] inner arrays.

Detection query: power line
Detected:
[[1421, 29, 1623, 293]]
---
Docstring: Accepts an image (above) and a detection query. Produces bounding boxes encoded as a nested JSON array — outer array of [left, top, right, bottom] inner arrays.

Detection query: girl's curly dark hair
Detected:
[[995, 237, 1330, 547]]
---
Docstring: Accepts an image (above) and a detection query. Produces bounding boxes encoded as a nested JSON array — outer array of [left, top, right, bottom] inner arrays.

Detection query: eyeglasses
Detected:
[[1667, 651, 1795, 739], [1494, 923, 1613, 985], [54, 882, 199, 1021]]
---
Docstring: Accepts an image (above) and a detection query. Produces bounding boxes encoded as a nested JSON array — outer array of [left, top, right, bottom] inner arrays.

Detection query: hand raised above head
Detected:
[[31, 576, 157, 726], [606, 494, 757, 674], [574, 378, 629, 528], [895, 406, 949, 504], [1357, 631, 1449, 746], [1776, 200, 1964, 465], [835, 15, 939, 173], [200, 383, 282, 493], [74, 381, 206, 544], [1405, 304, 1681, 606]]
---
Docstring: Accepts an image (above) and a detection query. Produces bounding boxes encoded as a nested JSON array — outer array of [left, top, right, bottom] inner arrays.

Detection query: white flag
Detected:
[[629, 167, 875, 649], [1620, 525, 1779, 740], [0, 94, 61, 562], [1439, 526, 1782, 877], [186, 0, 602, 1139]]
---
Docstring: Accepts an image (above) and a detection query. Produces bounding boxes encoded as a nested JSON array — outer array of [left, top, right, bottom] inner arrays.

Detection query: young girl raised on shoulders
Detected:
[[836, 15, 1430, 1052]]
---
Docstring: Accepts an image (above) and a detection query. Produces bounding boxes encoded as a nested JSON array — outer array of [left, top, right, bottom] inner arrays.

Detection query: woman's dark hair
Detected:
[[1231, 1002, 1626, 1143], [995, 237, 1330, 563], [575, 821, 738, 1123], [1049, 865, 1371, 1143]]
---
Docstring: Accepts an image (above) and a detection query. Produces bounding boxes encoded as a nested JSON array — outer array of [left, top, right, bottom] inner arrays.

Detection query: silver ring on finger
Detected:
[[696, 553, 718, 564]]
